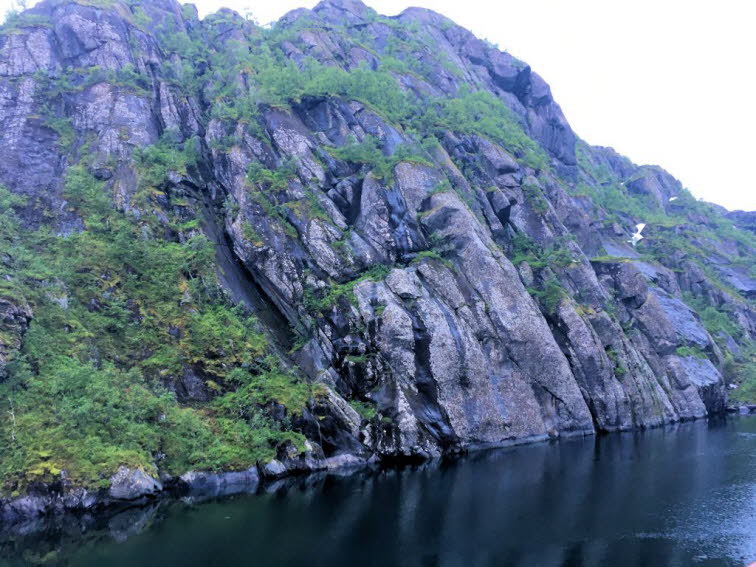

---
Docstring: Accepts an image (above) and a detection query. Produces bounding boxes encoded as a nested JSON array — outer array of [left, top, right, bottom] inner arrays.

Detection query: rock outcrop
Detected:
[[0, 0, 753, 515]]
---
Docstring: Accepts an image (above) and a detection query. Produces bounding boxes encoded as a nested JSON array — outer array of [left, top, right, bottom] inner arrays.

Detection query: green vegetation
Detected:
[[247, 160, 298, 191], [412, 249, 453, 269], [509, 233, 575, 269], [162, 16, 551, 176], [242, 160, 306, 236], [328, 136, 432, 182], [245, 158, 332, 229], [0, 153, 313, 494], [304, 265, 392, 313], [590, 255, 631, 263], [675, 346, 708, 359], [576, 144, 687, 227], [416, 89, 550, 170], [521, 182, 549, 213], [726, 342, 756, 405], [41, 65, 152, 99], [199, 38, 416, 125], [0, 11, 51, 35], [349, 399, 378, 421], [256, 57, 414, 123], [682, 293, 742, 341], [606, 347, 628, 376], [40, 107, 76, 152], [528, 277, 568, 314], [242, 220, 264, 247], [731, 379, 756, 405], [2, 0, 754, 502], [427, 180, 453, 198], [507, 233, 575, 315], [576, 141, 755, 329], [132, 131, 200, 215]]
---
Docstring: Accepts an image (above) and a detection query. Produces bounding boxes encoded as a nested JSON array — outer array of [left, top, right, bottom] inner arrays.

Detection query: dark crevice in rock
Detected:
[[194, 185, 295, 351], [347, 177, 364, 225], [417, 271, 470, 388], [401, 299, 458, 448]]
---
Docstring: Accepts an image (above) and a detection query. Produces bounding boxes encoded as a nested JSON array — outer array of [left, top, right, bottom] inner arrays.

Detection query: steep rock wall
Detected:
[[0, 0, 752, 510]]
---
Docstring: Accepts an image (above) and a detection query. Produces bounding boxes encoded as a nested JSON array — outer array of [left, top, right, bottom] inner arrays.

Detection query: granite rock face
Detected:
[[0, 0, 753, 505]]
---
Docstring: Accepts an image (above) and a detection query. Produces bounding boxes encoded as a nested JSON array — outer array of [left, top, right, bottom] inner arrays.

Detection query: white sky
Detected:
[[3, 0, 755, 210]]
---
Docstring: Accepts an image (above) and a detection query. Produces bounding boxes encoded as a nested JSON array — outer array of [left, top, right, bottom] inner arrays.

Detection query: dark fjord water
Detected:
[[2, 416, 754, 567]]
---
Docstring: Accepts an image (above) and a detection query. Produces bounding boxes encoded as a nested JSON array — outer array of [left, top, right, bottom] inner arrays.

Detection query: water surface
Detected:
[[2, 416, 754, 566]]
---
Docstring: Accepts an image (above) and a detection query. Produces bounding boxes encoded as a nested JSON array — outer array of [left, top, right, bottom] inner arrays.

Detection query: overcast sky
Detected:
[[3, 0, 755, 210]]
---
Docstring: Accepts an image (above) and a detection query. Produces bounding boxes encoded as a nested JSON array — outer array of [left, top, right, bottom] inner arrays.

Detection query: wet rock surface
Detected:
[[179, 468, 260, 499]]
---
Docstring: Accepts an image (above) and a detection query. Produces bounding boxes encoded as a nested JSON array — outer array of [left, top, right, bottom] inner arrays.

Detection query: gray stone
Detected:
[[261, 460, 288, 479], [108, 467, 162, 501]]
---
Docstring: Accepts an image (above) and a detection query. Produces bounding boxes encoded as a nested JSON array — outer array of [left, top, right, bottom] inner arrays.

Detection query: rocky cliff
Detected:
[[0, 0, 754, 518]]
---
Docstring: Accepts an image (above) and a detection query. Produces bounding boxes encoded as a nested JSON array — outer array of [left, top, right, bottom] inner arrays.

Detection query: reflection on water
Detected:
[[1, 416, 754, 567]]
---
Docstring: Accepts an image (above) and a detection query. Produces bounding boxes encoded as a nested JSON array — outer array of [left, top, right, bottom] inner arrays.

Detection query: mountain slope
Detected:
[[0, 0, 753, 515]]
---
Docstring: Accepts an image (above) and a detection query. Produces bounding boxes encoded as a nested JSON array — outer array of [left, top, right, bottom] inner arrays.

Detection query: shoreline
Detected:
[[3, 410, 753, 532]]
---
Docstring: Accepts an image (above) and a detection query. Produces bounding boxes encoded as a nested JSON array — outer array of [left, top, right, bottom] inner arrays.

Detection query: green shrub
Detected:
[[1, 358, 166, 490], [0, 12, 51, 35], [682, 293, 742, 340], [247, 160, 298, 191], [417, 88, 550, 170], [675, 345, 707, 359], [726, 342, 756, 404], [528, 277, 567, 313], [510, 233, 575, 269], [606, 347, 628, 376], [304, 264, 392, 313], [329, 136, 432, 182], [412, 249, 453, 269], [349, 400, 377, 421], [521, 182, 549, 213], [0, 154, 314, 493]]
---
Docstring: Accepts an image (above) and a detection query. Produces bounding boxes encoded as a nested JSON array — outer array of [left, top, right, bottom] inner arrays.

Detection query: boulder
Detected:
[[108, 467, 162, 501]]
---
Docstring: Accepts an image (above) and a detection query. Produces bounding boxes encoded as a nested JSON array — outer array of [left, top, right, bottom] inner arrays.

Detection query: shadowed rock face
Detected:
[[0, 0, 752, 494]]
